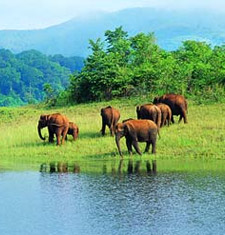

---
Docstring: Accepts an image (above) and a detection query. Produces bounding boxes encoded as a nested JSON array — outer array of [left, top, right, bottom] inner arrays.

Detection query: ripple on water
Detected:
[[0, 171, 225, 235]]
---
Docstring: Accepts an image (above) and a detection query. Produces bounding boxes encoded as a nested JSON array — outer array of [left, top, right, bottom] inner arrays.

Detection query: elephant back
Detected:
[[49, 113, 69, 127], [154, 94, 187, 115], [101, 106, 120, 125]]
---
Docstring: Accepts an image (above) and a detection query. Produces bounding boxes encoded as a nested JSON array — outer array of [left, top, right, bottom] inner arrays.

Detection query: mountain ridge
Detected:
[[0, 7, 225, 57]]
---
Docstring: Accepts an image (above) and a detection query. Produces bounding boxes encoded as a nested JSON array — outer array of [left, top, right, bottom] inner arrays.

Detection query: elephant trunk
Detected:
[[38, 124, 46, 140], [115, 134, 123, 157]]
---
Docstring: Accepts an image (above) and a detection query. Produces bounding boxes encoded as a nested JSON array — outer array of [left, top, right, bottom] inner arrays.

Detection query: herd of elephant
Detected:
[[37, 94, 188, 157]]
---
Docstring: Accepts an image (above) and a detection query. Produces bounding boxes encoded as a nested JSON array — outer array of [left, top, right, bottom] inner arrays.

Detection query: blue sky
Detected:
[[0, 0, 224, 30]]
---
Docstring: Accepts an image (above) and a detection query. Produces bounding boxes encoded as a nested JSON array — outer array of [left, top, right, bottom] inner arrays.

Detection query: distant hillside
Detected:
[[0, 8, 225, 57], [0, 49, 84, 106]]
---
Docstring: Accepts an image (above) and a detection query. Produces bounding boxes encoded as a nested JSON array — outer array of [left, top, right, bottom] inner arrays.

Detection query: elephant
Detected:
[[101, 106, 120, 136], [115, 119, 158, 157], [136, 104, 161, 129], [153, 94, 188, 123], [38, 113, 69, 145], [155, 103, 172, 127], [65, 122, 79, 141]]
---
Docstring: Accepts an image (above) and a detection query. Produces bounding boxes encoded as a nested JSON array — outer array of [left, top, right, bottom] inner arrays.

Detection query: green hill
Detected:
[[0, 49, 84, 106]]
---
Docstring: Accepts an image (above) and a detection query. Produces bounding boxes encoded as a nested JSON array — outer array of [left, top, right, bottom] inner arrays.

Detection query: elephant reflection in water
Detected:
[[112, 159, 157, 175], [40, 162, 81, 173], [57, 162, 68, 173]]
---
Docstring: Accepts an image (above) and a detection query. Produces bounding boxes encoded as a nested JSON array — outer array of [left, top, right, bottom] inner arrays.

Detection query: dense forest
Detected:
[[0, 49, 83, 106], [1, 27, 225, 107], [66, 27, 225, 104]]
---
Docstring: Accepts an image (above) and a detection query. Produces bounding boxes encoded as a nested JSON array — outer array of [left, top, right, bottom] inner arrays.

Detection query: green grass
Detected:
[[0, 98, 225, 171]]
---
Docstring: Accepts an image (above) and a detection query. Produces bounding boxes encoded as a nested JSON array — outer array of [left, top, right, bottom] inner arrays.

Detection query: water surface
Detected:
[[0, 160, 225, 235]]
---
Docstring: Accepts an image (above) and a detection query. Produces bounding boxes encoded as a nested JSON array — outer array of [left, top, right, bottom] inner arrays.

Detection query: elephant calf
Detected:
[[115, 119, 158, 156], [65, 122, 79, 141]]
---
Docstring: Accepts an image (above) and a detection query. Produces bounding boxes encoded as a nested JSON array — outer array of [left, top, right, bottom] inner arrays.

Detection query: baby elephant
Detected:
[[115, 119, 158, 157], [65, 122, 79, 141]]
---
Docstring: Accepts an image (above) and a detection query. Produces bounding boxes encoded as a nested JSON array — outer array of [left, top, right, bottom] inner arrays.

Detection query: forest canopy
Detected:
[[67, 27, 225, 104]]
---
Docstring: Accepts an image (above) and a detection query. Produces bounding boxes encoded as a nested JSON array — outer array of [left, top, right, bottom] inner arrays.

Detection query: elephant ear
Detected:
[[124, 123, 133, 136], [40, 115, 47, 121], [123, 124, 129, 136], [45, 115, 51, 121], [124, 123, 136, 138]]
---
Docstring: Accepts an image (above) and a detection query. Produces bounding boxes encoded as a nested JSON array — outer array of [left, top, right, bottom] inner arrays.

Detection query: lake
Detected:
[[0, 159, 225, 235]]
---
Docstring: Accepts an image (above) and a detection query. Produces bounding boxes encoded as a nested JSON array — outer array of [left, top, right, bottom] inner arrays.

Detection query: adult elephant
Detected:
[[101, 106, 120, 136], [38, 113, 69, 145], [115, 119, 158, 157], [155, 103, 172, 127], [153, 94, 188, 123], [65, 122, 79, 141], [136, 104, 161, 129]]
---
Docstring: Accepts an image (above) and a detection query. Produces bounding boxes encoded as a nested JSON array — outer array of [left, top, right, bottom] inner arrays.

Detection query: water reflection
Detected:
[[40, 160, 157, 175], [1, 160, 225, 235], [40, 162, 80, 173]]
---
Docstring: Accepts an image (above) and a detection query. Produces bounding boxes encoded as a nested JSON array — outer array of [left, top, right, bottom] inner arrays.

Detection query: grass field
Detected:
[[0, 98, 224, 170]]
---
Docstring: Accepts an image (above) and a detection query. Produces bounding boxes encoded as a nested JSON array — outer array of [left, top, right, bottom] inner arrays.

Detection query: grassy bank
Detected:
[[0, 98, 224, 167]]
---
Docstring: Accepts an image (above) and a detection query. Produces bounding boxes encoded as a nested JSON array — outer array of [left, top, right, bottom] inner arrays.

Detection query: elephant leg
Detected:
[[162, 115, 167, 127], [72, 130, 78, 141], [144, 141, 151, 153], [152, 140, 156, 154], [55, 128, 63, 145], [132, 140, 142, 156], [126, 138, 133, 155], [72, 132, 76, 141], [171, 115, 175, 123], [178, 115, 182, 123], [167, 115, 170, 126], [61, 127, 69, 145], [110, 125, 115, 137], [48, 127, 54, 143], [56, 135, 61, 145], [182, 109, 188, 124], [101, 119, 106, 136]]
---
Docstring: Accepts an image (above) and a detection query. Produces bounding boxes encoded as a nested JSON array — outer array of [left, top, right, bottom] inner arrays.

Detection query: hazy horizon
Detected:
[[0, 0, 225, 30]]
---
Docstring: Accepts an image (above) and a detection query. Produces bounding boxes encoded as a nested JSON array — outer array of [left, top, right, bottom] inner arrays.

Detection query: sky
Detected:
[[0, 0, 224, 30]]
